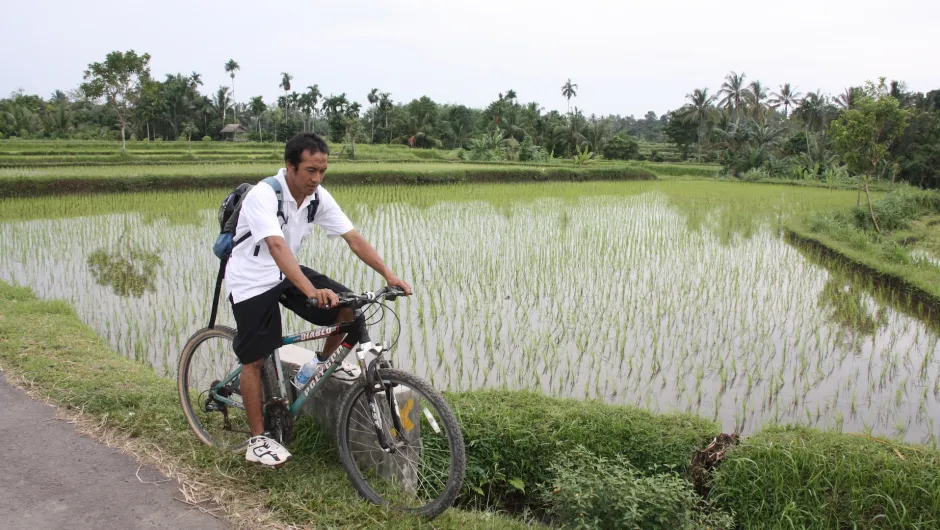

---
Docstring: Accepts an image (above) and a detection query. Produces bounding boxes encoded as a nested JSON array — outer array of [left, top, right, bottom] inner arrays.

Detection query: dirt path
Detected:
[[0, 371, 229, 529]]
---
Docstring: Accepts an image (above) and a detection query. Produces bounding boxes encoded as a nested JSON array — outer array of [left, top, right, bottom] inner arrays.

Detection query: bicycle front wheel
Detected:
[[336, 368, 466, 519]]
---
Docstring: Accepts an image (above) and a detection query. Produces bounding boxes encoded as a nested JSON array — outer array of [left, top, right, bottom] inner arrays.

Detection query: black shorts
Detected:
[[230, 266, 352, 365]]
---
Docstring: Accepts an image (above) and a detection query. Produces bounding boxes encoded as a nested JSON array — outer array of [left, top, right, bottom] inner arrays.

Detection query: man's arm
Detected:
[[341, 230, 413, 295], [265, 235, 338, 308]]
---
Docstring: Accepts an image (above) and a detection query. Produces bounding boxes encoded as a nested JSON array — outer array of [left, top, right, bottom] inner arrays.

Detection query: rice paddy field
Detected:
[[2, 180, 938, 447]]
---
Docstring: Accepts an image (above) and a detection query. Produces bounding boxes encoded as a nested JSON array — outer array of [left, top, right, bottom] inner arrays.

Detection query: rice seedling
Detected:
[[1, 180, 938, 444]]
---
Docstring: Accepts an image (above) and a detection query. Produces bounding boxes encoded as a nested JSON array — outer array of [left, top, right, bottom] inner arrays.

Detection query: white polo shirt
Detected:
[[224, 168, 354, 303]]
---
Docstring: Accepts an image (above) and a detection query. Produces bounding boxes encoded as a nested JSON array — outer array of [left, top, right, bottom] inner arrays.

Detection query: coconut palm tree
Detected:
[[684, 88, 716, 156], [367, 88, 379, 143], [769, 83, 802, 118], [561, 78, 578, 114], [834, 87, 861, 110], [224, 59, 240, 122], [746, 80, 768, 122], [794, 91, 829, 132], [718, 71, 747, 122], [249, 96, 266, 141]]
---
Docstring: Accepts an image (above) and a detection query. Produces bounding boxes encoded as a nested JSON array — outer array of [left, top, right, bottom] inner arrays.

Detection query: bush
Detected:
[[447, 390, 718, 511], [129, 134, 138, 142], [602, 134, 640, 161], [711, 426, 940, 530], [741, 168, 769, 182], [154, 137, 163, 143], [202, 136, 212, 143], [544, 446, 734, 530]]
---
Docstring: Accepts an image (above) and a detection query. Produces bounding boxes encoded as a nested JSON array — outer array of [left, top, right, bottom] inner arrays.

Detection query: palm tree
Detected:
[[769, 83, 802, 118], [249, 96, 266, 141], [746, 80, 768, 122], [367, 88, 379, 144], [279, 73, 292, 108], [189, 72, 202, 91], [718, 71, 747, 122], [395, 112, 442, 148], [834, 87, 861, 110], [561, 78, 578, 114], [378, 92, 393, 143], [552, 108, 588, 155], [505, 89, 517, 103], [299, 92, 313, 132], [224, 59, 240, 123], [684, 88, 716, 155], [306, 85, 321, 133], [794, 91, 829, 132], [214, 86, 231, 126]]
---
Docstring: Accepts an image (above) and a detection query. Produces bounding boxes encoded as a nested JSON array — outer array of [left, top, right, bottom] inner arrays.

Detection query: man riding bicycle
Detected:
[[225, 132, 412, 467]]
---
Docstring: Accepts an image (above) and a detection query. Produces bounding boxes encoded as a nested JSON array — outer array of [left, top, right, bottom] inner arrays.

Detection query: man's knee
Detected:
[[336, 307, 354, 322], [242, 357, 265, 373]]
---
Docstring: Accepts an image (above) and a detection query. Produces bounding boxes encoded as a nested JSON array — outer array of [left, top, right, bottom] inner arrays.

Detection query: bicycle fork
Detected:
[[357, 340, 406, 454]]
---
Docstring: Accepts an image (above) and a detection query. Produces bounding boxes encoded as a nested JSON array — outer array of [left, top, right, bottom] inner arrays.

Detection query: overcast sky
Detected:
[[2, 0, 938, 117]]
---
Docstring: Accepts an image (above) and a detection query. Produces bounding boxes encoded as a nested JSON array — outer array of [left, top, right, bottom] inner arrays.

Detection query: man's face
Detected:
[[286, 149, 328, 197]]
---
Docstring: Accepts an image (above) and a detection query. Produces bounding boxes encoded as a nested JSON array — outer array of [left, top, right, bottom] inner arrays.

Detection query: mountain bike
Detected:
[[177, 282, 466, 519]]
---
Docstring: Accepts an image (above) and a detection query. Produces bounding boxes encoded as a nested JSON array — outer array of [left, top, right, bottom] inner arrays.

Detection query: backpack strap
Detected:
[[262, 176, 286, 223], [307, 191, 319, 222]]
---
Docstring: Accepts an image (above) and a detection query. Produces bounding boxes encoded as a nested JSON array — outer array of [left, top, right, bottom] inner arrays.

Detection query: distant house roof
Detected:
[[220, 124, 248, 134]]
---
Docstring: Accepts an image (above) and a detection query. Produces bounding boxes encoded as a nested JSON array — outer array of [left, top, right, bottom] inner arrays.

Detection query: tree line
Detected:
[[1, 50, 937, 188]]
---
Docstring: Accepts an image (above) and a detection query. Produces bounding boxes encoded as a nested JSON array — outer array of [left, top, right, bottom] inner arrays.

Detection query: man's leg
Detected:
[[230, 290, 292, 466], [321, 307, 355, 358], [280, 266, 362, 366], [240, 357, 266, 436]]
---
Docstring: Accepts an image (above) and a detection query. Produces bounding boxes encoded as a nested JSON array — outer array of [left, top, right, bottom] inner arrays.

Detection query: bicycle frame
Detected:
[[208, 316, 377, 418]]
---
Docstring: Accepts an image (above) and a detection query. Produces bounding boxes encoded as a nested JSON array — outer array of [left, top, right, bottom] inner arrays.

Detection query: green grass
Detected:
[[711, 425, 940, 529], [0, 162, 656, 197], [0, 280, 537, 529], [787, 185, 940, 305]]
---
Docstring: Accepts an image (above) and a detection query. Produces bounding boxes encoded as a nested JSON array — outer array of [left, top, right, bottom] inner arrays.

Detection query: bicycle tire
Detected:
[[178, 326, 275, 450], [335, 368, 466, 519]]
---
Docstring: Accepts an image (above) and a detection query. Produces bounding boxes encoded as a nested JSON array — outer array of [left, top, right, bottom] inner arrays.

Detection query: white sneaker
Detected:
[[332, 361, 361, 382], [245, 435, 291, 467]]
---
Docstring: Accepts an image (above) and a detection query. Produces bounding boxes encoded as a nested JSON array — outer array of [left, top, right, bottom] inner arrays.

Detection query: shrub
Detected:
[[447, 390, 718, 511], [711, 425, 940, 530], [741, 168, 769, 182], [602, 134, 640, 161], [543, 446, 734, 530], [129, 134, 138, 142], [154, 137, 163, 143], [202, 135, 212, 143]]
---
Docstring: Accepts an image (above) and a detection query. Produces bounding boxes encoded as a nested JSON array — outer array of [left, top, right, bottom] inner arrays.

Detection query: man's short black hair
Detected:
[[284, 133, 330, 168]]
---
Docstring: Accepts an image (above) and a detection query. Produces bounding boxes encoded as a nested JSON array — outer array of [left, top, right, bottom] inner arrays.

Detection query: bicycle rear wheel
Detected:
[[178, 326, 252, 450], [336, 368, 465, 519]]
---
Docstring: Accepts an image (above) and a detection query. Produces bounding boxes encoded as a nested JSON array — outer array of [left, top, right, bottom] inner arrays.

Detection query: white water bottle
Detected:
[[294, 357, 319, 387]]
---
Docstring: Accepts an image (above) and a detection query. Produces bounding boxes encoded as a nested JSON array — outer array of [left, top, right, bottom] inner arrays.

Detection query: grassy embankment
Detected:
[[787, 185, 940, 312]]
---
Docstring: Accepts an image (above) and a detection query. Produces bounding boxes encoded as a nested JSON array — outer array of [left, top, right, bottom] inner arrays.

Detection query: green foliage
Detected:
[[446, 390, 718, 511], [544, 446, 734, 530], [829, 81, 910, 179], [602, 134, 640, 160], [574, 144, 595, 166], [202, 135, 212, 143], [711, 426, 940, 530]]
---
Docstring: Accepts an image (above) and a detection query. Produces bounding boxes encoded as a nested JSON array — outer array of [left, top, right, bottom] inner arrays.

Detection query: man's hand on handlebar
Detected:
[[307, 288, 339, 309], [384, 274, 412, 296]]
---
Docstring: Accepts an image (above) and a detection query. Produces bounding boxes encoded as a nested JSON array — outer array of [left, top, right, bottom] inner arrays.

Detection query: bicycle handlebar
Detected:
[[305, 286, 407, 309]]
